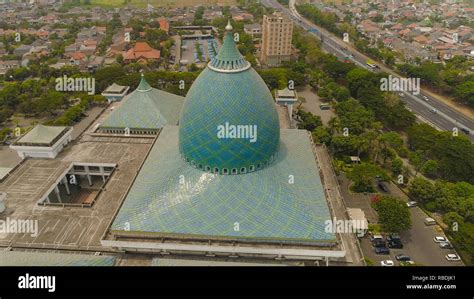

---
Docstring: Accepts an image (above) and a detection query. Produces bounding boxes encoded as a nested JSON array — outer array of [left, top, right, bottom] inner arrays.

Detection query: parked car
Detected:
[[378, 181, 389, 193], [406, 201, 417, 207], [445, 254, 461, 261], [381, 260, 394, 266], [460, 127, 470, 135], [434, 236, 448, 243], [387, 235, 403, 249], [424, 217, 436, 226], [395, 254, 411, 261], [423, 95, 429, 101], [370, 234, 383, 242], [375, 247, 390, 255], [439, 242, 453, 249], [372, 238, 387, 248]]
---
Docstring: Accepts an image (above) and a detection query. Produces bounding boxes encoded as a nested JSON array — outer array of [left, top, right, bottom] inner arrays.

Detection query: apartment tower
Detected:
[[260, 12, 293, 66]]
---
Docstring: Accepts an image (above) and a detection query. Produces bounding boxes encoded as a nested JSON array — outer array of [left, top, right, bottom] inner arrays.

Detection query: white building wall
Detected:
[[10, 128, 72, 159]]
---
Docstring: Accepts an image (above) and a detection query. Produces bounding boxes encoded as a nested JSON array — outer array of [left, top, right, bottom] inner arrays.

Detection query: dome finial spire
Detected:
[[225, 19, 233, 31]]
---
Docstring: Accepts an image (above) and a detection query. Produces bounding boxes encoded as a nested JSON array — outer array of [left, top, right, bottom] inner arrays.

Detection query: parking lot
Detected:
[[339, 174, 463, 266]]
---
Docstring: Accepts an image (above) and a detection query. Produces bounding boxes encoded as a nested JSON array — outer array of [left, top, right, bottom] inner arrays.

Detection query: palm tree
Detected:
[[297, 96, 306, 110], [328, 117, 341, 135]]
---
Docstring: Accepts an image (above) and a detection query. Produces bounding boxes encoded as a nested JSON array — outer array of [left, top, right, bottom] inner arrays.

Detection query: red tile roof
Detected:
[[123, 41, 160, 61]]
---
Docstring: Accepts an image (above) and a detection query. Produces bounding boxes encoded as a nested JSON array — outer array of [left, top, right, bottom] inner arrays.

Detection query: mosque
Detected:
[[101, 22, 345, 261], [0, 22, 347, 265]]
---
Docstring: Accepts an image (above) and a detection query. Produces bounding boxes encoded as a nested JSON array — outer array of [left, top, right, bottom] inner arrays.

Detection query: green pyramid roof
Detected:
[[136, 73, 152, 92], [208, 21, 250, 72], [100, 75, 184, 130]]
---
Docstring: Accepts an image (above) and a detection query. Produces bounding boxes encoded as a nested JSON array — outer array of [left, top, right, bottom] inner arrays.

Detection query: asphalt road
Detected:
[[261, 0, 474, 142]]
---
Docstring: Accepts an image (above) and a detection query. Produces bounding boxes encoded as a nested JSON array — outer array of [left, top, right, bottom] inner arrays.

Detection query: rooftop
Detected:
[[276, 88, 297, 98], [102, 83, 129, 94], [0, 251, 116, 266], [100, 75, 184, 130], [111, 126, 335, 245], [14, 124, 70, 146]]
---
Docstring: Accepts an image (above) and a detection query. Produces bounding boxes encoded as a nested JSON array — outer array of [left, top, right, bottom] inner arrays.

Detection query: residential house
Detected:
[[13, 44, 32, 57], [123, 42, 160, 64], [0, 60, 20, 75]]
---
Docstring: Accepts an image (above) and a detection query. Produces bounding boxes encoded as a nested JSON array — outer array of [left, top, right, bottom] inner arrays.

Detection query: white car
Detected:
[[381, 260, 394, 266], [371, 234, 384, 242], [439, 242, 453, 249], [406, 201, 417, 207], [423, 96, 429, 101], [399, 92, 405, 97], [430, 108, 438, 114], [434, 236, 447, 243], [445, 254, 461, 261]]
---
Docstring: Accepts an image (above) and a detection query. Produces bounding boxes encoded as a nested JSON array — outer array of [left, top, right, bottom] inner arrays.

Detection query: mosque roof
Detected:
[[178, 21, 280, 174], [100, 75, 184, 130], [0, 251, 116, 266], [207, 21, 251, 73], [111, 126, 335, 244]]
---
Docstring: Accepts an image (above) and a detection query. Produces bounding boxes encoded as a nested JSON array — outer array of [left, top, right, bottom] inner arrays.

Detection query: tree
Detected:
[[374, 196, 412, 233], [348, 163, 388, 193], [409, 150, 427, 177], [312, 126, 331, 144], [454, 81, 474, 106], [335, 99, 375, 135], [421, 160, 439, 178], [408, 177, 437, 203], [297, 110, 322, 131], [443, 212, 464, 230], [391, 158, 403, 175]]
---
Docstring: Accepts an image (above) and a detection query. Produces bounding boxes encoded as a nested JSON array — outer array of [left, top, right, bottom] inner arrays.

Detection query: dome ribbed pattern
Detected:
[[178, 23, 280, 175], [208, 22, 250, 73]]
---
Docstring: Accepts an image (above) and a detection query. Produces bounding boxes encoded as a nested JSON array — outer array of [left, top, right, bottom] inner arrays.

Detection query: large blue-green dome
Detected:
[[179, 22, 280, 175]]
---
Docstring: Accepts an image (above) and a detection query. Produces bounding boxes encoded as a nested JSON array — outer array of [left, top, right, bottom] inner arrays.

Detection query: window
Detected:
[[240, 167, 247, 174], [231, 168, 237, 175], [223, 168, 228, 175], [73, 165, 85, 172], [249, 165, 255, 172], [214, 167, 219, 174], [205, 166, 211, 172], [88, 166, 100, 172], [198, 164, 203, 169]]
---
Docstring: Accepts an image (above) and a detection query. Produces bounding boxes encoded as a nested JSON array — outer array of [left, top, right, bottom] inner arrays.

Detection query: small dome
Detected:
[[179, 28, 280, 175]]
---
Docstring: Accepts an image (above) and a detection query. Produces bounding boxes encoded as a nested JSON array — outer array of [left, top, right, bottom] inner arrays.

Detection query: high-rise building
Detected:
[[260, 12, 294, 66]]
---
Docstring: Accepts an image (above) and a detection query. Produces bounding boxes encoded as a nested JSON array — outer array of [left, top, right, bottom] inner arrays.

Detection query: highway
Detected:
[[261, 0, 474, 142]]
